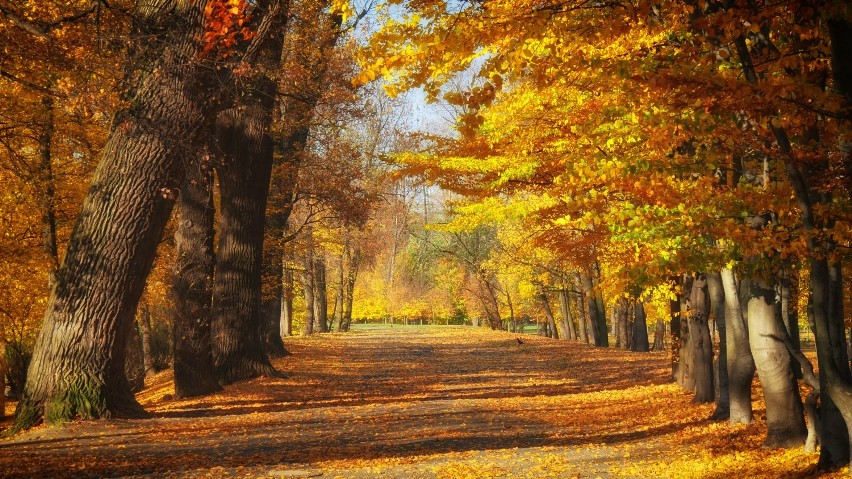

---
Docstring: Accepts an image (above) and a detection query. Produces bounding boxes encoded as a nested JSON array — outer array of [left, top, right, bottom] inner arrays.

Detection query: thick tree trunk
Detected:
[[581, 274, 601, 346], [707, 271, 729, 420], [211, 102, 280, 383], [575, 279, 590, 343], [631, 300, 649, 352], [172, 156, 221, 398], [721, 268, 755, 425], [688, 274, 714, 404], [14, 0, 217, 429], [314, 256, 328, 333], [747, 277, 807, 448]]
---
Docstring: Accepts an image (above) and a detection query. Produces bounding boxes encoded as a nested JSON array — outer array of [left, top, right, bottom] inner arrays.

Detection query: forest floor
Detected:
[[0, 326, 840, 478]]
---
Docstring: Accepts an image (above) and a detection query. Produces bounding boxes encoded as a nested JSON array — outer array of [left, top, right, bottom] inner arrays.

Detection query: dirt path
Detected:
[[0, 326, 825, 478]]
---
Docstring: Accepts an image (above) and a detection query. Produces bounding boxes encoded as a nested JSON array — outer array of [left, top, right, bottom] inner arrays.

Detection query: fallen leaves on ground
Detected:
[[0, 326, 842, 478]]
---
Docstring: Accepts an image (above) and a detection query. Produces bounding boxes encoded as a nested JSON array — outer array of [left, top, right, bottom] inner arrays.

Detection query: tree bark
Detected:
[[302, 237, 316, 335], [313, 256, 328, 333], [172, 155, 221, 398], [721, 268, 755, 425], [340, 246, 360, 331], [334, 251, 344, 328], [707, 271, 729, 420], [280, 265, 294, 337], [688, 274, 714, 403], [38, 95, 59, 289], [540, 292, 559, 339], [670, 284, 682, 382], [652, 318, 665, 351], [631, 299, 649, 352], [138, 300, 156, 378], [558, 289, 576, 341], [616, 297, 630, 350], [592, 263, 608, 346], [747, 277, 807, 448], [14, 0, 217, 429]]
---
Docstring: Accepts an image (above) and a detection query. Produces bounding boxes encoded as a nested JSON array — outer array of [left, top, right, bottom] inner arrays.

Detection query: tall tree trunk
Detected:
[[688, 274, 714, 403], [707, 271, 729, 420], [678, 276, 695, 391], [314, 256, 328, 333], [581, 274, 600, 346], [38, 95, 59, 289], [721, 268, 755, 425], [138, 300, 156, 378], [341, 247, 360, 331], [302, 237, 316, 335], [670, 284, 682, 382], [280, 265, 294, 337], [14, 0, 217, 429], [558, 289, 576, 340], [652, 319, 665, 351], [334, 251, 344, 328], [540, 293, 558, 339], [574, 276, 590, 343], [0, 341, 5, 419], [748, 277, 807, 448], [781, 269, 802, 380], [616, 297, 630, 350], [631, 300, 649, 352], [172, 154, 221, 398], [592, 263, 608, 346]]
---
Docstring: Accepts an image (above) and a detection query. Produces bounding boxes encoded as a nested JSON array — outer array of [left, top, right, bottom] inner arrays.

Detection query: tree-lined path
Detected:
[[0, 327, 831, 478]]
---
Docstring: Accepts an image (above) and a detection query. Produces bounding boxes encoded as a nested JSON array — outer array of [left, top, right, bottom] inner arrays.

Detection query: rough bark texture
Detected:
[[721, 269, 754, 425], [706, 271, 729, 420], [747, 278, 807, 448], [688, 274, 714, 403], [302, 241, 316, 335], [14, 0, 216, 429], [631, 300, 649, 352], [172, 157, 221, 398]]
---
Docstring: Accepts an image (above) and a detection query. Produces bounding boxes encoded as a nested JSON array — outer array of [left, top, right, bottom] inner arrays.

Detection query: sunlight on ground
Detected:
[[2, 326, 845, 478]]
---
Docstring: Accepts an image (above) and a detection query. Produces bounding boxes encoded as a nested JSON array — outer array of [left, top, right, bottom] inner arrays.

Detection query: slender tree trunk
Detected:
[[707, 271, 729, 420], [652, 319, 665, 351], [592, 263, 608, 346], [582, 274, 600, 346], [574, 276, 590, 343], [302, 239, 316, 335], [721, 268, 755, 425], [341, 247, 360, 331], [747, 277, 807, 448], [631, 300, 649, 352], [14, 0, 219, 429], [781, 269, 802, 379], [617, 297, 630, 350], [558, 289, 576, 340], [172, 154, 221, 398], [0, 341, 5, 419], [689, 274, 714, 403], [334, 251, 344, 328], [670, 284, 682, 382], [314, 256, 328, 333], [138, 300, 156, 378], [540, 293, 558, 339], [38, 95, 60, 289], [280, 265, 293, 337]]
